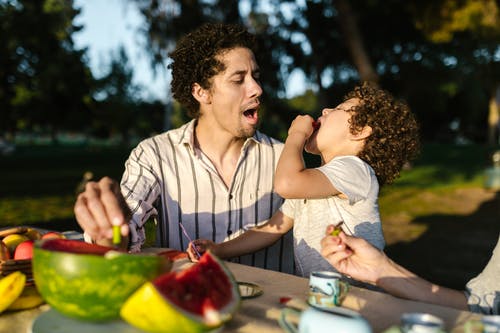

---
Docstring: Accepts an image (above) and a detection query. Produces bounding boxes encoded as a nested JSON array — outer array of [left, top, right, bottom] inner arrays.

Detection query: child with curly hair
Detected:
[[188, 82, 420, 280]]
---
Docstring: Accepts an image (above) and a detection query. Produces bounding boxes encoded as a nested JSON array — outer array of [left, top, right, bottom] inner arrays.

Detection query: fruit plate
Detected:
[[30, 308, 224, 333], [30, 308, 144, 333]]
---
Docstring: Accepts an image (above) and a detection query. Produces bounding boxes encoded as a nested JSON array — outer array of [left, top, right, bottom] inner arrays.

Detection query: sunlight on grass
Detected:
[[0, 195, 75, 225], [381, 166, 486, 220], [391, 166, 484, 189]]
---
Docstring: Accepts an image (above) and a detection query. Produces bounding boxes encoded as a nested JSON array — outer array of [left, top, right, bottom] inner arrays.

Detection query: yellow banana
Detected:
[[7, 284, 44, 311], [0, 226, 27, 239], [0, 271, 26, 314]]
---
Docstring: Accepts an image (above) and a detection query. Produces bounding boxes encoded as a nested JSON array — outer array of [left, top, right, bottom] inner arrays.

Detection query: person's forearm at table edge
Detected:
[[375, 256, 468, 311]]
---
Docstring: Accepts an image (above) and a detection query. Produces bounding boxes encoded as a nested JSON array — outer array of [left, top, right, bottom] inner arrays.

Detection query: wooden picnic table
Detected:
[[0, 258, 481, 333]]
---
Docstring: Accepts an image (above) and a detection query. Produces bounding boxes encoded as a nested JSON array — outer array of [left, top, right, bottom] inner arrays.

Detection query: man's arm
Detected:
[[321, 227, 468, 310]]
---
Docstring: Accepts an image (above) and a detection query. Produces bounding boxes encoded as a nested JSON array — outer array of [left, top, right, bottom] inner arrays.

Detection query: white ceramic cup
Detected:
[[307, 271, 349, 308]]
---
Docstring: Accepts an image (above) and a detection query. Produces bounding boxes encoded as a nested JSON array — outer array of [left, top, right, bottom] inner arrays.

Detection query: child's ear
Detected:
[[352, 125, 372, 140], [192, 83, 211, 104]]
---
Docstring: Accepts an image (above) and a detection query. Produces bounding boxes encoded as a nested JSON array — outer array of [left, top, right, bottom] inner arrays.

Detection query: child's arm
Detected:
[[275, 115, 340, 199], [187, 211, 294, 261]]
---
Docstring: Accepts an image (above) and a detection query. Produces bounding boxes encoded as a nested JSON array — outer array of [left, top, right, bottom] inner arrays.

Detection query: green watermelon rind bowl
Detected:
[[32, 239, 166, 322]]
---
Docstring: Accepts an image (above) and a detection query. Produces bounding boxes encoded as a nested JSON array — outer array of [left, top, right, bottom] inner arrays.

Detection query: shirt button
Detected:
[[227, 230, 232, 236], [229, 194, 233, 200]]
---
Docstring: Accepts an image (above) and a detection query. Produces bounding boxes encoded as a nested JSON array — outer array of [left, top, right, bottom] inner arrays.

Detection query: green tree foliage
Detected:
[[0, 0, 167, 144], [91, 47, 166, 143], [91, 47, 138, 140], [410, 0, 500, 143], [412, 0, 500, 43], [133, 0, 241, 67], [0, 0, 93, 136]]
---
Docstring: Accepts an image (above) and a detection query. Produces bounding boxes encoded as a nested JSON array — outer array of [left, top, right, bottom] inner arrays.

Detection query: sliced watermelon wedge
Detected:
[[120, 251, 241, 333]]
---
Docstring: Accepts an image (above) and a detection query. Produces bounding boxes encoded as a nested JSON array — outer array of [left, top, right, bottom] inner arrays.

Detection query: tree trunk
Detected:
[[487, 84, 500, 145], [336, 0, 379, 84]]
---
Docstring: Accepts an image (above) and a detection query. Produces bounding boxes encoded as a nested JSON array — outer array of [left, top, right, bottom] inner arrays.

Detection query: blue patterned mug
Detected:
[[308, 271, 349, 308]]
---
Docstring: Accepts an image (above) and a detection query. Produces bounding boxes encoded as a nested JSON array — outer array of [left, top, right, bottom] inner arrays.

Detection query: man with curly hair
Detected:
[[188, 83, 420, 282], [74, 22, 294, 273]]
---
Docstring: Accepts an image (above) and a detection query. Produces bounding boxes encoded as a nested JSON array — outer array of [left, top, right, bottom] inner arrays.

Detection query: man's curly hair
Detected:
[[345, 82, 420, 186], [168, 23, 257, 118]]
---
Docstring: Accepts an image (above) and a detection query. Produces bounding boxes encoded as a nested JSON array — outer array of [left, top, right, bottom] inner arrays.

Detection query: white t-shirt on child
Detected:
[[280, 155, 385, 278]]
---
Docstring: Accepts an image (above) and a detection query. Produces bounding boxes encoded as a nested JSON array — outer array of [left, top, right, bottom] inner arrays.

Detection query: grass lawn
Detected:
[[0, 145, 130, 229], [1, 142, 499, 289]]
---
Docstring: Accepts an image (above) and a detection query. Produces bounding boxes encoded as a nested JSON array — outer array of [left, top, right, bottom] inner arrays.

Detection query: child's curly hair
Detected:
[[345, 82, 420, 186], [168, 23, 257, 118]]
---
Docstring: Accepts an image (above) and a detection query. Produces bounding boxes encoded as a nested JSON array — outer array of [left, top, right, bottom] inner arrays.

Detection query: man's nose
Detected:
[[249, 77, 262, 98]]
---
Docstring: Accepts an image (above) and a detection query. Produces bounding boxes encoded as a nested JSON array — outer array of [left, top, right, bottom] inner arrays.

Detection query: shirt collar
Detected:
[[178, 119, 196, 147]]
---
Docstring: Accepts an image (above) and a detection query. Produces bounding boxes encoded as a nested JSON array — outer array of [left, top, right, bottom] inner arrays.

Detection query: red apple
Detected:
[[13, 240, 34, 260], [2, 233, 29, 255], [0, 241, 10, 260], [41, 232, 65, 240]]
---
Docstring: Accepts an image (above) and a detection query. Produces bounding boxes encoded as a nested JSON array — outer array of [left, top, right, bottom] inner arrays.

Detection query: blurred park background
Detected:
[[1, 0, 499, 290]]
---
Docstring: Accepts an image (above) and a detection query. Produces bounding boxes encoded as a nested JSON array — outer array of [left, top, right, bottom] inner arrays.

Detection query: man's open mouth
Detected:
[[243, 107, 259, 125], [243, 108, 257, 119]]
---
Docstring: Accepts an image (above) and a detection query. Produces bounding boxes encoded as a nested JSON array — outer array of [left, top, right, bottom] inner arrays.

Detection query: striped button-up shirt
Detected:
[[121, 119, 294, 274]]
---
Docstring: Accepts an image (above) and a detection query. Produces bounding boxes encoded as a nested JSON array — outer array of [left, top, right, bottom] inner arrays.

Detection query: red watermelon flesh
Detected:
[[157, 249, 188, 261], [153, 252, 233, 316], [40, 238, 125, 255]]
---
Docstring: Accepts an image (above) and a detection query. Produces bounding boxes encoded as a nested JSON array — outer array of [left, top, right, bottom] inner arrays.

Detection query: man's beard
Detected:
[[236, 123, 258, 139], [238, 125, 257, 139]]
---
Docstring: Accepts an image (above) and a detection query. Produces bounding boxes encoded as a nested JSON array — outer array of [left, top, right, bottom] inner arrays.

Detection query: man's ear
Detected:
[[352, 125, 372, 141], [192, 83, 211, 104]]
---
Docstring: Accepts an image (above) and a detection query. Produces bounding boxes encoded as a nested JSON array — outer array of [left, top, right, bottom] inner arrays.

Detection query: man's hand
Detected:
[[74, 177, 131, 247]]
